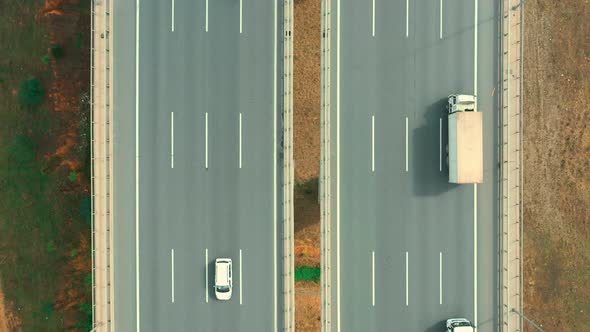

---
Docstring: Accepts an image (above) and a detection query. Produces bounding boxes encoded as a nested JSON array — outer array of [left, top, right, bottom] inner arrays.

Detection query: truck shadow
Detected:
[[424, 320, 446, 332], [412, 99, 459, 196]]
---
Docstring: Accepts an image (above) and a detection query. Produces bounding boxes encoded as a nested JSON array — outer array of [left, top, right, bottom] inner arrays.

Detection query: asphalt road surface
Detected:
[[326, 0, 500, 331], [112, 1, 284, 331]]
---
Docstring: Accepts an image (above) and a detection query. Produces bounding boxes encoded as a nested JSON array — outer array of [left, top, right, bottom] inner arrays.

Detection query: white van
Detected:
[[214, 258, 232, 300]]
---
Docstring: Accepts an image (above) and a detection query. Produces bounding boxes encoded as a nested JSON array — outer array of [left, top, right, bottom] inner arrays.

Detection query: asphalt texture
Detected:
[[112, 1, 284, 331], [327, 0, 500, 331]]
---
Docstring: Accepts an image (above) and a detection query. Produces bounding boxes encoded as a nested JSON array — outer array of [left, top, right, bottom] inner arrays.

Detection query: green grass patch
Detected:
[[19, 77, 45, 107], [295, 266, 321, 283]]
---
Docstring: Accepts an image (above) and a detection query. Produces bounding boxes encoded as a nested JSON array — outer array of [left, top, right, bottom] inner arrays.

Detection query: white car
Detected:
[[446, 318, 475, 332], [214, 258, 232, 300]]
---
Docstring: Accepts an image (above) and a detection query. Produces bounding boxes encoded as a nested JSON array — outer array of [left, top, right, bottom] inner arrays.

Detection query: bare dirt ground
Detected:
[[294, 0, 322, 330], [523, 1, 590, 331], [0, 279, 19, 332]]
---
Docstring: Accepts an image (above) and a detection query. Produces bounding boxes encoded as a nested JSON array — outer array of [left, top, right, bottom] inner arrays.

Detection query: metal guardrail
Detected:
[[500, 0, 524, 331], [282, 0, 295, 330], [91, 0, 113, 330], [320, 0, 332, 330], [90, 0, 96, 328]]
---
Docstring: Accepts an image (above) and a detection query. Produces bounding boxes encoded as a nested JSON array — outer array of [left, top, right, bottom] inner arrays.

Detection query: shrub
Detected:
[[50, 44, 64, 59], [68, 171, 78, 182], [19, 78, 45, 107], [41, 54, 50, 65]]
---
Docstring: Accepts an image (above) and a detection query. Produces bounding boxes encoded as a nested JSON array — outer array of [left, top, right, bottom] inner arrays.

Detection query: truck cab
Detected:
[[446, 318, 475, 332], [448, 94, 476, 113]]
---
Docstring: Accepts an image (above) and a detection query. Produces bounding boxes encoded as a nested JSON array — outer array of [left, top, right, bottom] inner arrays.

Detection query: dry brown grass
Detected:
[[294, 0, 322, 183], [523, 1, 590, 331], [295, 281, 321, 332], [294, 0, 322, 330]]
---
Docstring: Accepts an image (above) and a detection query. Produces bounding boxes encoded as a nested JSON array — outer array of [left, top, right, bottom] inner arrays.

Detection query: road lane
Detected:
[[326, 0, 499, 330], [113, 0, 284, 330]]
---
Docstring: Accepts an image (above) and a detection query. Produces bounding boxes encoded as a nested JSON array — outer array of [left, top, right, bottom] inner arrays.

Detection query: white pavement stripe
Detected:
[[171, 249, 175, 303], [171, 112, 174, 169], [474, 183, 478, 328], [240, 0, 243, 33], [439, 252, 442, 304], [439, 0, 443, 39], [239, 113, 243, 169], [337, 0, 342, 329], [371, 251, 375, 306], [474, 0, 478, 328], [205, 0, 209, 32], [205, 112, 209, 169], [273, 0, 278, 329], [135, 0, 141, 330], [439, 117, 442, 171], [240, 249, 243, 305], [171, 0, 175, 31], [205, 248, 209, 303], [405, 117, 409, 172], [405, 0, 409, 37], [372, 0, 375, 37], [405, 251, 409, 306], [371, 115, 375, 172]]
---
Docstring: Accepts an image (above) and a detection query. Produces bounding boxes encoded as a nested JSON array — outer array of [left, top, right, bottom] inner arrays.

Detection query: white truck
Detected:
[[446, 318, 475, 331], [447, 94, 483, 184]]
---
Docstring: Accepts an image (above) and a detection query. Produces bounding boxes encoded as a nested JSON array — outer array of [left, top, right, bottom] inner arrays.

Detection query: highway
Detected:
[[325, 0, 500, 331], [112, 0, 284, 331]]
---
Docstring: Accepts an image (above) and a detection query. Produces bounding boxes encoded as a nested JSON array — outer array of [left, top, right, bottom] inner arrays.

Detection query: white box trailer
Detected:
[[447, 95, 483, 184]]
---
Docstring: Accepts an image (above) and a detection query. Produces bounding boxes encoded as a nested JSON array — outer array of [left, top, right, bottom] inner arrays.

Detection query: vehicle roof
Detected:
[[456, 94, 475, 103], [215, 259, 231, 285]]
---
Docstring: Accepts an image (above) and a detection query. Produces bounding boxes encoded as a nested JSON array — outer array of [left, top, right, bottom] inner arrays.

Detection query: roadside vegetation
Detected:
[[0, 1, 91, 330], [523, 1, 590, 331]]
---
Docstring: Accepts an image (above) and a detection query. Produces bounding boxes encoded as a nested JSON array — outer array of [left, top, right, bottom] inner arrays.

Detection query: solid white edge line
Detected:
[[336, 0, 342, 329], [474, 184, 478, 327], [171, 0, 175, 31], [240, 249, 243, 305], [405, 251, 409, 306], [372, 251, 375, 306], [239, 113, 242, 169], [171, 112, 174, 169], [205, 0, 209, 32], [171, 249, 175, 303], [135, 0, 141, 330], [405, 0, 409, 37], [405, 117, 409, 172], [439, 252, 442, 305], [371, 115, 375, 172], [372, 0, 375, 37], [205, 112, 209, 169], [439, 118, 442, 171], [439, 0, 443, 39], [240, 0, 243, 34], [474, 0, 478, 328], [273, 0, 277, 329], [205, 248, 209, 303]]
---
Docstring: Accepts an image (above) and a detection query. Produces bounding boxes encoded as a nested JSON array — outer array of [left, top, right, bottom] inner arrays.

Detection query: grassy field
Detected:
[[523, 1, 590, 331], [0, 1, 91, 330]]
